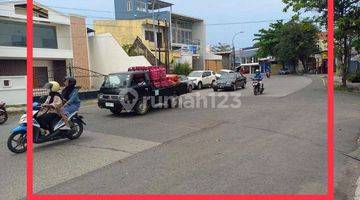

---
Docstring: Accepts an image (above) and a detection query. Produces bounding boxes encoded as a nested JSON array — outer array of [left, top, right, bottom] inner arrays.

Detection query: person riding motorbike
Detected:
[[252, 69, 264, 89], [36, 81, 63, 133], [60, 76, 81, 128]]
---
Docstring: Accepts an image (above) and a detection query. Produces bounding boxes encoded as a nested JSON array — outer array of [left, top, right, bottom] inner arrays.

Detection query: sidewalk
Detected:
[[334, 76, 360, 92], [6, 99, 98, 115]]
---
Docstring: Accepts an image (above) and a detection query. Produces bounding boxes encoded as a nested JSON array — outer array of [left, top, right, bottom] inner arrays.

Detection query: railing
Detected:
[[129, 36, 164, 66]]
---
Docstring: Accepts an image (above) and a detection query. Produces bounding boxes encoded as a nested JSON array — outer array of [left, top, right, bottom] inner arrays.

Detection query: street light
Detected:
[[232, 31, 244, 69]]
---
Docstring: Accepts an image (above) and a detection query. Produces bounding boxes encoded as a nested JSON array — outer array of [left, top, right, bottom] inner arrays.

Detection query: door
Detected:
[[157, 32, 163, 48], [33, 67, 48, 88], [203, 71, 212, 85]]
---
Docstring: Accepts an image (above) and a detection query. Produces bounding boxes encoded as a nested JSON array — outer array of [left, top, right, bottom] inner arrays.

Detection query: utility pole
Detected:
[[232, 31, 244, 69], [152, 0, 158, 66]]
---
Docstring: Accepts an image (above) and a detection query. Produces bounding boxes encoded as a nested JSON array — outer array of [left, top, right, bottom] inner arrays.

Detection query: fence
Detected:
[[33, 66, 106, 97]]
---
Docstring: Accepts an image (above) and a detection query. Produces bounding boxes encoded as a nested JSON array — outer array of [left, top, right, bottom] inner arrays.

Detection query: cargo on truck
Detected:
[[98, 66, 188, 115]]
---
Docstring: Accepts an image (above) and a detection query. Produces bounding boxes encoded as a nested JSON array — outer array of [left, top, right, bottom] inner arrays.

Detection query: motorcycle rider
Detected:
[[252, 69, 264, 87], [60, 76, 81, 129], [36, 81, 63, 133]]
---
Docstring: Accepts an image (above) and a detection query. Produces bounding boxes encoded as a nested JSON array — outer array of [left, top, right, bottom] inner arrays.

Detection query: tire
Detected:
[[135, 99, 149, 115], [7, 132, 27, 154], [67, 119, 84, 140], [232, 84, 236, 91], [168, 95, 179, 109], [213, 88, 218, 92], [188, 85, 193, 93], [110, 108, 122, 115], [211, 80, 215, 87], [254, 87, 259, 95], [197, 82, 203, 90], [241, 82, 246, 89], [0, 110, 8, 125]]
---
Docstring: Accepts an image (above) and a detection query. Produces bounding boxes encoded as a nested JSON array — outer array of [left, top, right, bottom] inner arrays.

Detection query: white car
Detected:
[[187, 70, 217, 90], [215, 69, 236, 79]]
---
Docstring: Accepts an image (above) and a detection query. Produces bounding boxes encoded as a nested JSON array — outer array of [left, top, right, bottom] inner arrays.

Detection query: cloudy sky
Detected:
[[36, 0, 295, 48]]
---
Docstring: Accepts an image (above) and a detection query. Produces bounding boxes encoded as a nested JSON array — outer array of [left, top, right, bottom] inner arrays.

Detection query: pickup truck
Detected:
[[98, 71, 188, 115]]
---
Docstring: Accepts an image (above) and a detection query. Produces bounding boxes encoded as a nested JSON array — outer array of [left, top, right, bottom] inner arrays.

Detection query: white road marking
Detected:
[[355, 176, 360, 200]]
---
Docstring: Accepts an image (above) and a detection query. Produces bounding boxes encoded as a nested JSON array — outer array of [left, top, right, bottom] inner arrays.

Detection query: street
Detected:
[[0, 75, 359, 199]]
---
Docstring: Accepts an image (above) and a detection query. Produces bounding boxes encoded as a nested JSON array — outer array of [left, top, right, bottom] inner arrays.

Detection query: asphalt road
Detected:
[[0, 75, 358, 199]]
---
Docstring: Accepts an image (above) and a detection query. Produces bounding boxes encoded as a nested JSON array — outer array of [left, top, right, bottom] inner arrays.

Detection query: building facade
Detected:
[[0, 1, 92, 103], [94, 0, 206, 70]]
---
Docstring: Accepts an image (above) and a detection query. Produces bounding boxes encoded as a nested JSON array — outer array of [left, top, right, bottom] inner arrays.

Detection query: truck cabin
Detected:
[[103, 71, 150, 88]]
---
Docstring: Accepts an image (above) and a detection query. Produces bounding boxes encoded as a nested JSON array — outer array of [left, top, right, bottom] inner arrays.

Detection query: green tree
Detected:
[[254, 20, 320, 72], [211, 42, 232, 53], [174, 63, 192, 76], [282, 0, 360, 86]]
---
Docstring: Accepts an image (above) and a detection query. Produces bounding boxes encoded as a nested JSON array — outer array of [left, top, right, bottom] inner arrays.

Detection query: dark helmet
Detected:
[[64, 76, 77, 87]]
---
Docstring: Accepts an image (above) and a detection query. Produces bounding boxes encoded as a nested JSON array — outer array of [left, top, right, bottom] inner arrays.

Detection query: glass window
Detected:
[[0, 20, 26, 47], [0, 20, 57, 49], [127, 0, 132, 11], [145, 30, 154, 42], [136, 1, 147, 12], [34, 24, 58, 49]]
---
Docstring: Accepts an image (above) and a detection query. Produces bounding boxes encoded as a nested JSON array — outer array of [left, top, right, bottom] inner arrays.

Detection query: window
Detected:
[[0, 20, 57, 48], [136, 1, 147, 12], [34, 24, 58, 49], [127, 0, 132, 11], [145, 30, 155, 42]]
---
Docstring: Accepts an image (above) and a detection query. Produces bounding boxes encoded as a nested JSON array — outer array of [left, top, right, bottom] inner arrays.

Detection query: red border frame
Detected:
[[26, 0, 335, 199]]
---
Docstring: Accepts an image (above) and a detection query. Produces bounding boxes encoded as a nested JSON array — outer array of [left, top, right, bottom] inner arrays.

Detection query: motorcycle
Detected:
[[252, 78, 264, 95], [7, 102, 86, 154], [0, 101, 8, 125]]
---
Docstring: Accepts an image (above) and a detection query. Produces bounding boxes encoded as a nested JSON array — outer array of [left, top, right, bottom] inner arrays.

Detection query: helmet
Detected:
[[64, 76, 77, 87], [45, 81, 61, 92], [255, 69, 261, 75]]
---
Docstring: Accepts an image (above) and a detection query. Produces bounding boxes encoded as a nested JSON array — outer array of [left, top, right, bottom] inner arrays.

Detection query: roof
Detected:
[[0, 0, 69, 18], [171, 13, 204, 22], [148, 0, 173, 10]]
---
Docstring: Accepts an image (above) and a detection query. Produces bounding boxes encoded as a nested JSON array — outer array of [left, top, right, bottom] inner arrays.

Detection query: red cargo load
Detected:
[[129, 66, 173, 89]]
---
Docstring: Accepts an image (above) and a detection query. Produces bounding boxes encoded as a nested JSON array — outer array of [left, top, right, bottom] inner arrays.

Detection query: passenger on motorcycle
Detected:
[[60, 76, 81, 128], [36, 81, 63, 133]]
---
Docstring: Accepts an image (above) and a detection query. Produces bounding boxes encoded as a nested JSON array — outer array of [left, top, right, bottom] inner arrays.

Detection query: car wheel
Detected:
[[135, 99, 149, 115], [232, 84, 236, 91], [213, 88, 218, 92], [168, 95, 179, 109], [198, 82, 203, 90], [188, 85, 193, 93], [241, 82, 246, 89]]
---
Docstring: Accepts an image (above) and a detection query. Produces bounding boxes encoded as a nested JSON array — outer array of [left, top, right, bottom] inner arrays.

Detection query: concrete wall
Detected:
[[0, 76, 26, 105], [88, 33, 150, 90]]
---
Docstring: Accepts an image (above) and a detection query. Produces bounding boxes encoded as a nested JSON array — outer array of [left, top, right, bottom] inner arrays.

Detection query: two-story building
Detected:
[[94, 0, 206, 70], [0, 1, 91, 103]]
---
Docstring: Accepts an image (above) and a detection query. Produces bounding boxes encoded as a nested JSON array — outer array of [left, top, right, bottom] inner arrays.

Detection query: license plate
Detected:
[[105, 102, 115, 108]]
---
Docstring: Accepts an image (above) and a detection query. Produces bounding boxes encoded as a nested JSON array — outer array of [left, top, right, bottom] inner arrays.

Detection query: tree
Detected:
[[211, 42, 232, 53], [282, 0, 360, 86], [254, 20, 320, 72]]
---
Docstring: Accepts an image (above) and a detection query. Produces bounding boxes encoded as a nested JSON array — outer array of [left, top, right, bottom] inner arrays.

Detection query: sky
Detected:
[[35, 0, 295, 48]]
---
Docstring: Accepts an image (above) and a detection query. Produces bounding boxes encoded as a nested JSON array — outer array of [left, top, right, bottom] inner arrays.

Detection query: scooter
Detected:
[[7, 102, 86, 154], [252, 78, 264, 95], [0, 101, 8, 125]]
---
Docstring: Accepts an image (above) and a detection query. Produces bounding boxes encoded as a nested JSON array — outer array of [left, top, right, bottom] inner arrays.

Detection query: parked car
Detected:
[[187, 70, 216, 90], [213, 73, 247, 92], [279, 68, 291, 75], [215, 69, 236, 79], [179, 75, 196, 93]]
